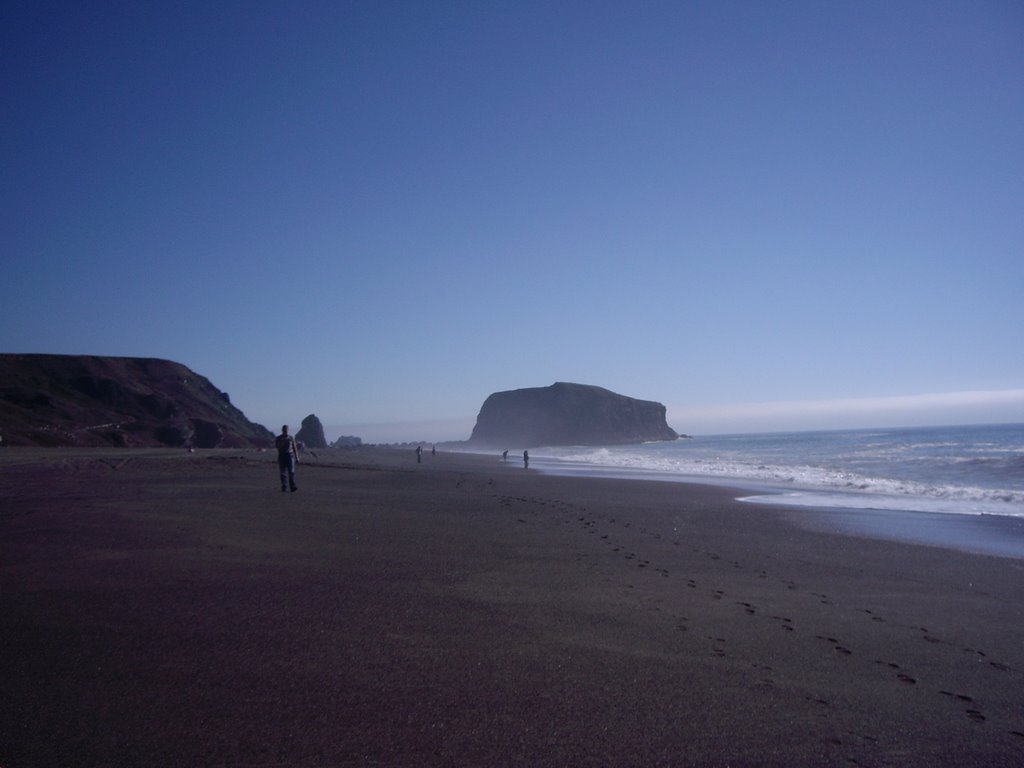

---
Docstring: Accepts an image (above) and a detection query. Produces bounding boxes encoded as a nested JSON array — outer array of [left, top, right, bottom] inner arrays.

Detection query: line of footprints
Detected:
[[494, 491, 1024, 740]]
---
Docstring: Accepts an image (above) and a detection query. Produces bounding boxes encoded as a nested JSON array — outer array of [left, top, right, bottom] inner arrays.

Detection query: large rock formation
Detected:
[[332, 435, 363, 448], [0, 354, 274, 448], [295, 414, 327, 449], [468, 382, 678, 448]]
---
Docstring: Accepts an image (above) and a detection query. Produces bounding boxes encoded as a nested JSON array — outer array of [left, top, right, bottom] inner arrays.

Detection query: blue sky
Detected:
[[3, 1, 1022, 442]]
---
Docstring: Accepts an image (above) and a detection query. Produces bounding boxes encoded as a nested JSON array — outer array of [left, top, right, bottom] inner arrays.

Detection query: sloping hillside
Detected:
[[0, 354, 273, 448]]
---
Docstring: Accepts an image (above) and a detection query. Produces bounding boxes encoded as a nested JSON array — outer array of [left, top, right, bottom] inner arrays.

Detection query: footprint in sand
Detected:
[[940, 691, 974, 703], [771, 615, 795, 632], [816, 636, 852, 655], [858, 608, 887, 624]]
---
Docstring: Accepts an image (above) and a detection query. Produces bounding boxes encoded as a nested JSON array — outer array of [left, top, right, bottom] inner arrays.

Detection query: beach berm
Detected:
[[2, 447, 1023, 766]]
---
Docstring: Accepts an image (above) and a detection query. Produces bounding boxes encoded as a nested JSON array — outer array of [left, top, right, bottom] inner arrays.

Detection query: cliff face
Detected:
[[468, 382, 678, 448], [0, 354, 274, 448]]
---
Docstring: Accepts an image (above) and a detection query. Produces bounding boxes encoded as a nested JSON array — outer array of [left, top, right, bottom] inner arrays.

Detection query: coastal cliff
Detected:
[[0, 354, 273, 448], [468, 382, 678, 448]]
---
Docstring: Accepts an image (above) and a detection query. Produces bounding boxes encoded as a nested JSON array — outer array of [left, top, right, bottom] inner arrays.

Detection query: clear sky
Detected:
[[3, 1, 1022, 442]]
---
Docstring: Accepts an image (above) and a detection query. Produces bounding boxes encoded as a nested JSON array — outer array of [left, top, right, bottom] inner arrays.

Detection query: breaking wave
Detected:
[[532, 425, 1024, 518]]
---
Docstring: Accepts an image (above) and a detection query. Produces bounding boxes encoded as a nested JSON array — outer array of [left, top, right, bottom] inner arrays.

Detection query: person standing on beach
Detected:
[[275, 425, 298, 492], [416, 445, 422, 463], [502, 449, 508, 462], [523, 450, 529, 469]]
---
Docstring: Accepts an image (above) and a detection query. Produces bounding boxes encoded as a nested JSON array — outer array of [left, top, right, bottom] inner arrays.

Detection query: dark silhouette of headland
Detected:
[[467, 382, 678, 448], [0, 354, 273, 448]]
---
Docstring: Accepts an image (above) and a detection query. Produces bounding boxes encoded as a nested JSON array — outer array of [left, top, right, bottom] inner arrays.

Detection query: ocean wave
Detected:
[[738, 490, 1024, 517], [537, 444, 1024, 517]]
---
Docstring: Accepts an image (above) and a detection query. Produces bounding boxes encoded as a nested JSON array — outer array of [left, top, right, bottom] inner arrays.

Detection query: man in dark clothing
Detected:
[[275, 425, 299, 492]]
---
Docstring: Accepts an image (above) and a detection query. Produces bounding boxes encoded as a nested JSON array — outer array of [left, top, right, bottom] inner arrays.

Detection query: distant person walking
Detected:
[[502, 449, 508, 462], [523, 450, 529, 469], [416, 445, 422, 463], [275, 425, 298, 492]]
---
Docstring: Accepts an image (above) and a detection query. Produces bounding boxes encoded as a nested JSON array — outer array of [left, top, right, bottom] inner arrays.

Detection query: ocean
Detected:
[[529, 423, 1024, 519]]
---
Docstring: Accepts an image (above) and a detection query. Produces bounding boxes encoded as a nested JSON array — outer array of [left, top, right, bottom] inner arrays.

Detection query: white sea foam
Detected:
[[535, 426, 1024, 518], [737, 488, 1024, 517]]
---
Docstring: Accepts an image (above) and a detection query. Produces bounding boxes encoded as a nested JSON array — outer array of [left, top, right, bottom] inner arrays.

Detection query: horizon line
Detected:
[[318, 388, 1024, 443]]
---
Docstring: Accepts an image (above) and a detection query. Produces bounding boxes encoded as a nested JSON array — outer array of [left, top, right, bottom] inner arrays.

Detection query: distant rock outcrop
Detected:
[[331, 435, 363, 448], [0, 354, 274, 448], [296, 414, 327, 449], [468, 382, 679, 448]]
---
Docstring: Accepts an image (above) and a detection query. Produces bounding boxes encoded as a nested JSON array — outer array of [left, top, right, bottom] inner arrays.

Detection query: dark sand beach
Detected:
[[2, 447, 1023, 767]]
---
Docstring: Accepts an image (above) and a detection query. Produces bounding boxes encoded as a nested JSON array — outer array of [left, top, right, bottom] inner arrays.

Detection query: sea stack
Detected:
[[468, 382, 678, 448], [296, 414, 328, 449]]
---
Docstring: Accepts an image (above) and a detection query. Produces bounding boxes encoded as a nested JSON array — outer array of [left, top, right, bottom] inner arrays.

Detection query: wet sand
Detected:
[[2, 447, 1023, 766]]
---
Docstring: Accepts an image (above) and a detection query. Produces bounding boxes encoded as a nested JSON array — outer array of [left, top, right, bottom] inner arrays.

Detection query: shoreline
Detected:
[[478, 427, 1024, 524], [777, 503, 1024, 561], [3, 447, 1024, 765], [458, 447, 1024, 561]]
